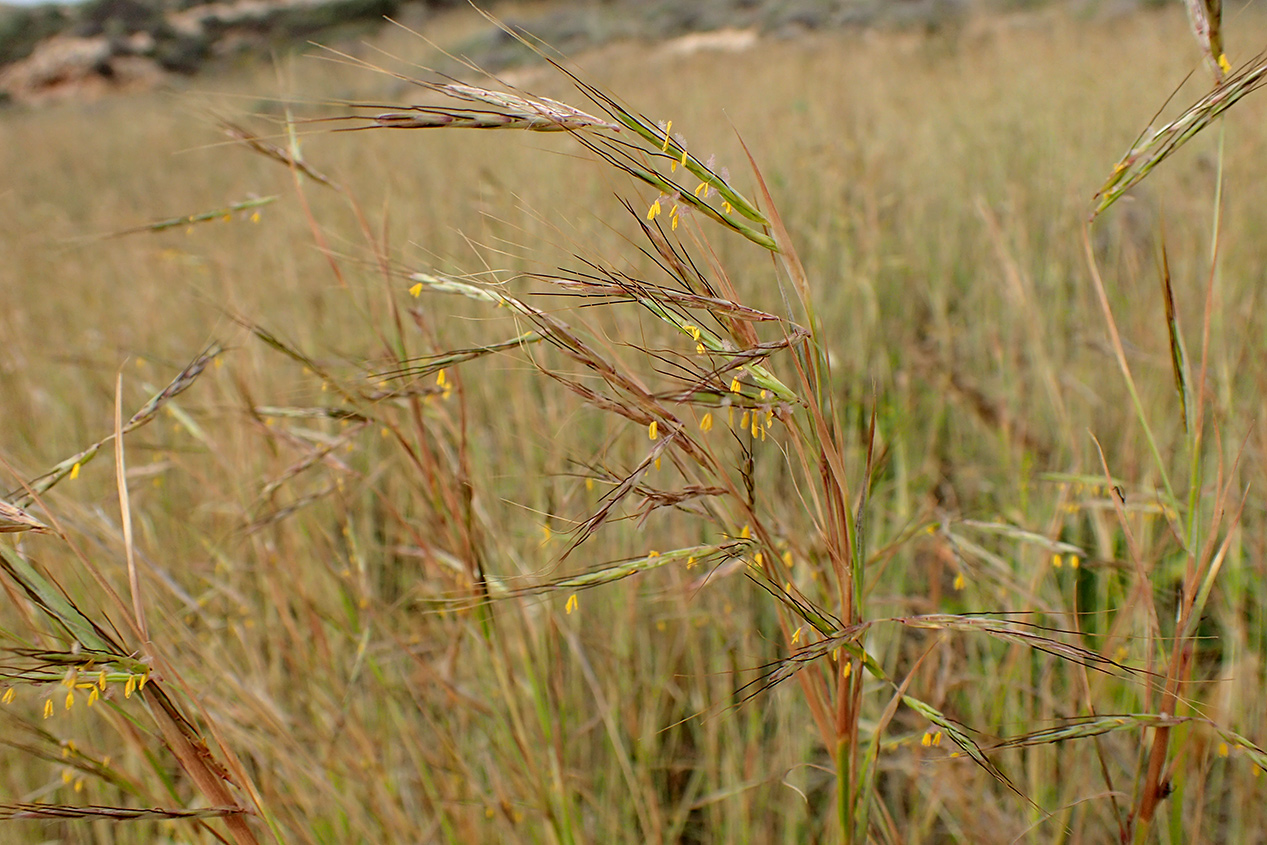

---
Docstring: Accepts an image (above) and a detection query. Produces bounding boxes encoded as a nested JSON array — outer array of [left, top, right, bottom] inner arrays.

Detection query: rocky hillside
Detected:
[[0, 0, 444, 102], [0, 0, 1140, 104]]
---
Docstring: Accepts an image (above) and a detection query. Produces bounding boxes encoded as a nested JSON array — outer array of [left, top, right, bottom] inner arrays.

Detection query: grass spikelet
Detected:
[[1092, 50, 1267, 218], [220, 119, 340, 189], [99, 197, 278, 238], [0, 499, 50, 535], [1183, 0, 1229, 81], [8, 343, 224, 505]]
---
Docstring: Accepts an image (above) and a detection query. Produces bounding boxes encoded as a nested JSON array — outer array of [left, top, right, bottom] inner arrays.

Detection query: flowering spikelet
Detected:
[[1183, 0, 1228, 81], [0, 499, 49, 534]]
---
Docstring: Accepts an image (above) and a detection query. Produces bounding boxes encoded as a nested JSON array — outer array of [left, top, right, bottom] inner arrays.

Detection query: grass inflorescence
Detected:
[[2, 3, 1267, 843]]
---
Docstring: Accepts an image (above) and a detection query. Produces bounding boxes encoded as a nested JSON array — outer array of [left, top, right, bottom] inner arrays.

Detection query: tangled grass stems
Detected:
[[7, 6, 1267, 842], [0, 344, 268, 844], [278, 27, 1125, 838]]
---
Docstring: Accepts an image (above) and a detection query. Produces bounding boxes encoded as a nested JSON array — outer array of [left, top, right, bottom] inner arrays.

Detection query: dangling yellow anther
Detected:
[[565, 594, 578, 615]]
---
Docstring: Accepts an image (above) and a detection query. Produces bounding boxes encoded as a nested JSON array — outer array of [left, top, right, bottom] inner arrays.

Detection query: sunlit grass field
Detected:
[[3, 3, 1267, 842]]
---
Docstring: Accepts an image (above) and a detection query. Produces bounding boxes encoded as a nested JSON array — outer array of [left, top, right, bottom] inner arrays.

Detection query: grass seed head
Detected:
[[0, 500, 50, 535]]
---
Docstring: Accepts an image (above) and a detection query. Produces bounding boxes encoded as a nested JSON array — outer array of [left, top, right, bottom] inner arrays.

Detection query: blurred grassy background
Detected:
[[3, 2, 1267, 841]]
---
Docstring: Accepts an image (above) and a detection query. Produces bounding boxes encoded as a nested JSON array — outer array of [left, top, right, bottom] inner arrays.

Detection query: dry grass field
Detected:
[[3, 2, 1267, 842]]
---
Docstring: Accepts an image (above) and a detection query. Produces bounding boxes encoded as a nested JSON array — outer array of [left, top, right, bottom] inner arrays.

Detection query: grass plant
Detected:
[[2, 3, 1267, 842]]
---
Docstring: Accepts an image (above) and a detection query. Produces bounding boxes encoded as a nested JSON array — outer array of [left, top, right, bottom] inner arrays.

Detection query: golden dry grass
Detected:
[[2, 3, 1267, 842]]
